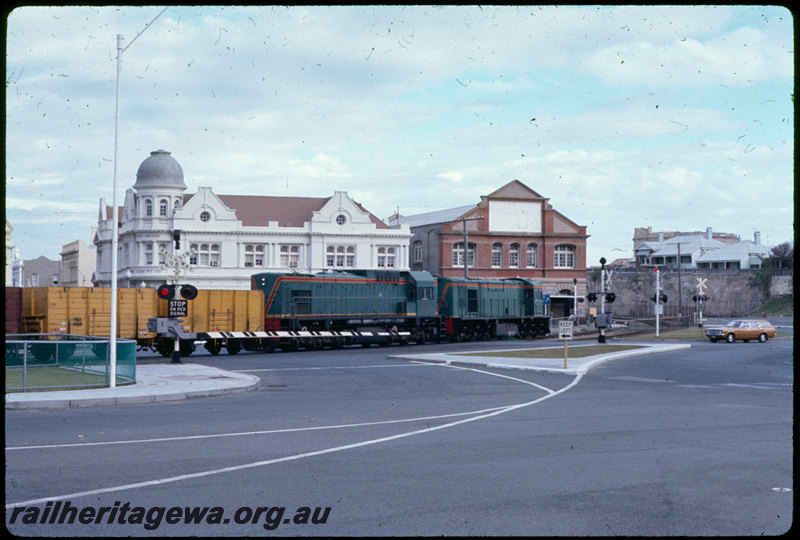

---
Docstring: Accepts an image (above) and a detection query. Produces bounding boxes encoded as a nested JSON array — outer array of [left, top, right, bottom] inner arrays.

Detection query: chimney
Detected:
[[754, 231, 761, 245], [657, 231, 664, 243], [706, 227, 712, 240]]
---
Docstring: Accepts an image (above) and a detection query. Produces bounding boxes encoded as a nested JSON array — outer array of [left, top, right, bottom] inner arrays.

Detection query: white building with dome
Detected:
[[93, 150, 411, 289]]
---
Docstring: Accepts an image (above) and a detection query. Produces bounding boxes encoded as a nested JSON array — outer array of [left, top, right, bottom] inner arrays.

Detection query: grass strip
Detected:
[[458, 344, 645, 359]]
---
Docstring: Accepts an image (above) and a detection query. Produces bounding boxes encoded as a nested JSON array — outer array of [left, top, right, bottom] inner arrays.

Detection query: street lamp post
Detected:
[[109, 8, 168, 388]]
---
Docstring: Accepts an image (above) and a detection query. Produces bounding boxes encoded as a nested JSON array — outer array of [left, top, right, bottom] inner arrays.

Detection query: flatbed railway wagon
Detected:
[[4, 286, 264, 357]]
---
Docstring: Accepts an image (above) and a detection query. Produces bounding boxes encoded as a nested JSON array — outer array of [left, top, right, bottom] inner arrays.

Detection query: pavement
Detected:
[[5, 342, 690, 410]]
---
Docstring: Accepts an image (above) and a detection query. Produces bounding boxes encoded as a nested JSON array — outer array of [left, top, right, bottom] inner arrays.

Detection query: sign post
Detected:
[[558, 320, 574, 369]]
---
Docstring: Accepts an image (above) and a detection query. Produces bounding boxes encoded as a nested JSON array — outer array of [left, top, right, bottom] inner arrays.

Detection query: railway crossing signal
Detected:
[[157, 284, 175, 300], [180, 284, 198, 300], [156, 283, 198, 301]]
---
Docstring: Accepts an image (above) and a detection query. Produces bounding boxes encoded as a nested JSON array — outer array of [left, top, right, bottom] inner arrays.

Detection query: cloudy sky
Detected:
[[5, 5, 794, 265]]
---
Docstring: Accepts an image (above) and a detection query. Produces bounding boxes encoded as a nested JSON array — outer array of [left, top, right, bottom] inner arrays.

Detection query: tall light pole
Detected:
[[109, 8, 168, 387]]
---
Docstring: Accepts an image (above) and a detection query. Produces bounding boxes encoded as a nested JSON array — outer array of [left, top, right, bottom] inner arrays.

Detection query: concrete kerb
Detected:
[[5, 364, 261, 410], [388, 343, 692, 375]]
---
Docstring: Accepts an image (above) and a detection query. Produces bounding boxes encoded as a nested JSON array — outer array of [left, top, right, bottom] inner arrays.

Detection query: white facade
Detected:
[[5, 220, 14, 286], [94, 150, 411, 290]]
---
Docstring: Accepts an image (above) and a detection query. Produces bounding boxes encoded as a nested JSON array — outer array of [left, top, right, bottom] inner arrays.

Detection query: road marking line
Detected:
[[6, 368, 583, 508]]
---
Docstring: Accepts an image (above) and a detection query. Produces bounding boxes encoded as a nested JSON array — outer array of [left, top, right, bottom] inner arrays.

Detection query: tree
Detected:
[[768, 242, 794, 269]]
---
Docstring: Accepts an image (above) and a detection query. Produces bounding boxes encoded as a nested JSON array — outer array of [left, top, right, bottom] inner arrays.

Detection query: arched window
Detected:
[[326, 245, 354, 268], [145, 199, 153, 217], [244, 244, 265, 267], [526, 243, 538, 268], [491, 243, 502, 267], [554, 244, 575, 269], [281, 245, 300, 267], [509, 243, 520, 268], [413, 241, 423, 263], [377, 246, 396, 268], [159, 199, 168, 217]]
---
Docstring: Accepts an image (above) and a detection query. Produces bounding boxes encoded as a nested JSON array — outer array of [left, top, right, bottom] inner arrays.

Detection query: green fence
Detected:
[[5, 334, 136, 393]]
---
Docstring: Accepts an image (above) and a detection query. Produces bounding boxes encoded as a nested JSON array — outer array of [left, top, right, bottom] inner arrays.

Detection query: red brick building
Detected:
[[392, 180, 588, 318]]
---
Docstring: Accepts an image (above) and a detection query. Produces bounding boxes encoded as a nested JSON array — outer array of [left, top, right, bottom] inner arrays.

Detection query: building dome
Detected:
[[133, 150, 186, 190]]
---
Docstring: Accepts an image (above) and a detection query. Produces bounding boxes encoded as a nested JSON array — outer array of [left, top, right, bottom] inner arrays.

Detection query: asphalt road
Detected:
[[5, 337, 793, 536]]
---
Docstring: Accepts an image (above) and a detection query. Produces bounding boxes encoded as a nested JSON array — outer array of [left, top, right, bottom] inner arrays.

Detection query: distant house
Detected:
[[634, 227, 771, 270], [60, 237, 97, 287], [11, 255, 60, 287]]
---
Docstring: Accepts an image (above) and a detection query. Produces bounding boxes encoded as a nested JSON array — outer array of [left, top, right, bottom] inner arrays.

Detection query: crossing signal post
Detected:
[[598, 258, 607, 343], [156, 282, 197, 363], [585, 260, 616, 343], [693, 276, 710, 338], [651, 267, 669, 337]]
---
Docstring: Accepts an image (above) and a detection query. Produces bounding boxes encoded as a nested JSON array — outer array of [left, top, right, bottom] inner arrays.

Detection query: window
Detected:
[[190, 243, 220, 266], [159, 199, 168, 217], [413, 241, 423, 263], [145, 200, 153, 217], [145, 244, 153, 265], [377, 246, 396, 268], [326, 245, 354, 268], [509, 243, 520, 268], [554, 244, 575, 269], [491, 243, 502, 267], [336, 214, 347, 225], [200, 211, 211, 222], [452, 242, 475, 268], [526, 243, 538, 268], [158, 243, 168, 265], [244, 244, 265, 267], [281, 245, 300, 267]]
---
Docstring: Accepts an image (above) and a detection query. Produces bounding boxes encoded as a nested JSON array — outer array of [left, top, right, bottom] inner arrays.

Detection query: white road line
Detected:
[[6, 406, 510, 451], [6, 368, 583, 509]]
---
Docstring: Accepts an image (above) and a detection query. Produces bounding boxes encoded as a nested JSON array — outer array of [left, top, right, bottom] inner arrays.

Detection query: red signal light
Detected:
[[156, 284, 175, 300]]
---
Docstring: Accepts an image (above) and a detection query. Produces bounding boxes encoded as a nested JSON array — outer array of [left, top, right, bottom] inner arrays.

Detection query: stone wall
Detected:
[[586, 268, 789, 319]]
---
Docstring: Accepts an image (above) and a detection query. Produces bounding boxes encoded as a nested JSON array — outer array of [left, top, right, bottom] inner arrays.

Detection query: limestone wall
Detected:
[[586, 268, 789, 319]]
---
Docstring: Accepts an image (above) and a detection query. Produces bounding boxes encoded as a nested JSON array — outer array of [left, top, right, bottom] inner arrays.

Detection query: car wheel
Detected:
[[758, 333, 768, 343], [709, 337, 718, 343], [725, 333, 735, 343]]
